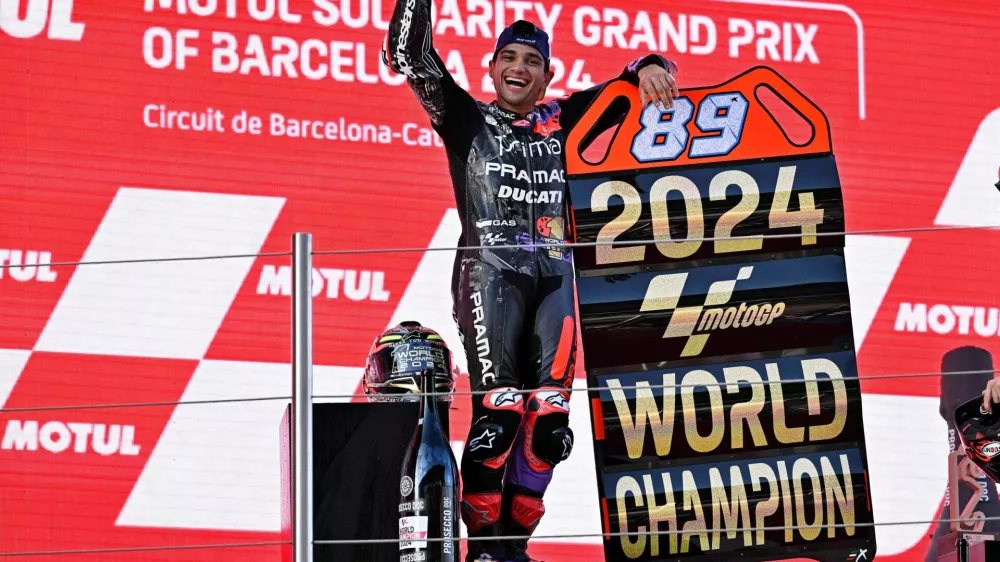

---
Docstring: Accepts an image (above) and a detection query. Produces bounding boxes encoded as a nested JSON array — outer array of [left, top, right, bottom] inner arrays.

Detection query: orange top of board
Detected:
[[565, 66, 832, 176]]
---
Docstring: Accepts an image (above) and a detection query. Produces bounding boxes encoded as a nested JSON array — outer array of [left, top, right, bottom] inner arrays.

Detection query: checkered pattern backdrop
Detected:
[[2, 0, 1000, 560]]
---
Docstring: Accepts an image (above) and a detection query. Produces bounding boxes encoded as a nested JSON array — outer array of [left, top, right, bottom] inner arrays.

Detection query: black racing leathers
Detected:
[[382, 2, 676, 282], [383, 0, 676, 556]]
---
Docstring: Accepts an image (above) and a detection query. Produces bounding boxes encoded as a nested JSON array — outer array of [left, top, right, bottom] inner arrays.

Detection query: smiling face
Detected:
[[489, 43, 554, 116]]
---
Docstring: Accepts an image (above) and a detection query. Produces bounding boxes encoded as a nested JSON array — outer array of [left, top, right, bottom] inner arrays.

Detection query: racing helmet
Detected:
[[363, 321, 458, 402], [955, 394, 1000, 483]]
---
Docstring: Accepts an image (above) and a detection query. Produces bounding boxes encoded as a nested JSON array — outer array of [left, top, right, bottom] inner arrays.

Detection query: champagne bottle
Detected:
[[398, 368, 460, 562]]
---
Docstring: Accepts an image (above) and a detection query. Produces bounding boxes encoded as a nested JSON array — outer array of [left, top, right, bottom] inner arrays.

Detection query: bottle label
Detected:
[[398, 499, 425, 512], [400, 475, 414, 497], [399, 515, 429, 551], [442, 494, 453, 555]]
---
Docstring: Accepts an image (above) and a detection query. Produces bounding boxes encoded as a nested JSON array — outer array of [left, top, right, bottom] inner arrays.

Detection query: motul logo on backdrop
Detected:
[[0, 250, 57, 282], [0, 0, 86, 40], [1, 420, 141, 455], [256, 264, 391, 301], [894, 302, 1000, 337]]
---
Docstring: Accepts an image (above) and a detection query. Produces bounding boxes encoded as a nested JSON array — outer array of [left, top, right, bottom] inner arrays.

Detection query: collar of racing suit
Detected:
[[486, 101, 559, 134], [486, 102, 522, 122]]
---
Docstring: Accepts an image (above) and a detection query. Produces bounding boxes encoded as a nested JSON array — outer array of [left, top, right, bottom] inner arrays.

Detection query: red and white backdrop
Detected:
[[2, 0, 999, 560]]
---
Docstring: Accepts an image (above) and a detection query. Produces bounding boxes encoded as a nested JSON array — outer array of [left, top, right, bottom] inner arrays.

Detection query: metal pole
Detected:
[[956, 537, 969, 562], [292, 233, 314, 562]]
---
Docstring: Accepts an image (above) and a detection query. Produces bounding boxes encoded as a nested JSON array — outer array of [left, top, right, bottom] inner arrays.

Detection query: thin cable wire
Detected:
[[0, 541, 290, 558], [315, 367, 1000, 401], [0, 395, 291, 414], [1, 224, 995, 271], [0, 516, 985, 555], [313, 515, 1000, 545], [0, 516, 982, 555], [0, 251, 291, 270], [2, 367, 996, 413], [0, 228, 990, 556], [312, 224, 1000, 256]]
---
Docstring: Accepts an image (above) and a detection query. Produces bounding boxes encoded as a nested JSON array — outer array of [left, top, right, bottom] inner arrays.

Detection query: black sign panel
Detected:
[[564, 67, 877, 562], [593, 351, 864, 467], [602, 449, 873, 562], [578, 254, 853, 370], [568, 156, 845, 274]]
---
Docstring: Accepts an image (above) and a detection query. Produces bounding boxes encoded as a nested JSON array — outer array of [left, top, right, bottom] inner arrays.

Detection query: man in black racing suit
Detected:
[[383, 5, 679, 561]]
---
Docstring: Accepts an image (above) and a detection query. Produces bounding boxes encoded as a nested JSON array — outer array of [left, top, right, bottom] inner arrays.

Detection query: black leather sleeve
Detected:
[[381, 0, 481, 137], [557, 54, 679, 133]]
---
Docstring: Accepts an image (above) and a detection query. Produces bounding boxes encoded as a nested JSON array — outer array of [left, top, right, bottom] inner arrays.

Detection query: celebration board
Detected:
[[565, 67, 877, 562]]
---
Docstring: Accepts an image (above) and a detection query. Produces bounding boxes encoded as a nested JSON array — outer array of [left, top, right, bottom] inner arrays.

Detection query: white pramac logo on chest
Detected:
[[486, 162, 565, 185]]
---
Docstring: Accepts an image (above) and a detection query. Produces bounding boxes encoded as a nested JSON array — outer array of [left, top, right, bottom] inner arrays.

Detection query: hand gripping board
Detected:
[[564, 66, 877, 562]]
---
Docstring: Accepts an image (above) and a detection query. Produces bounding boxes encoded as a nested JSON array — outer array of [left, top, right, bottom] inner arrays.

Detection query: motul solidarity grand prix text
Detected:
[[0, 0, 828, 142], [138, 0, 822, 91]]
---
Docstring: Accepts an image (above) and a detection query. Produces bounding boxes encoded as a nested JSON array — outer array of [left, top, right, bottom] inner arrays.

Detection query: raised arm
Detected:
[[381, 0, 479, 131], [557, 54, 679, 133]]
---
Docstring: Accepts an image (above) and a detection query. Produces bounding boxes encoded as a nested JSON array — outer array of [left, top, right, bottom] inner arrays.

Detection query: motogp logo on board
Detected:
[[639, 266, 786, 358]]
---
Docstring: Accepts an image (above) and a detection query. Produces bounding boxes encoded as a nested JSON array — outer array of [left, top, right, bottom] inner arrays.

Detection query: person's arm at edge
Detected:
[[983, 379, 1000, 412]]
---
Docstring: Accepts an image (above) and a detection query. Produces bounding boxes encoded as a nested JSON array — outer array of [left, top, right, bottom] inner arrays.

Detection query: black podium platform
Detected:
[[279, 401, 452, 562]]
